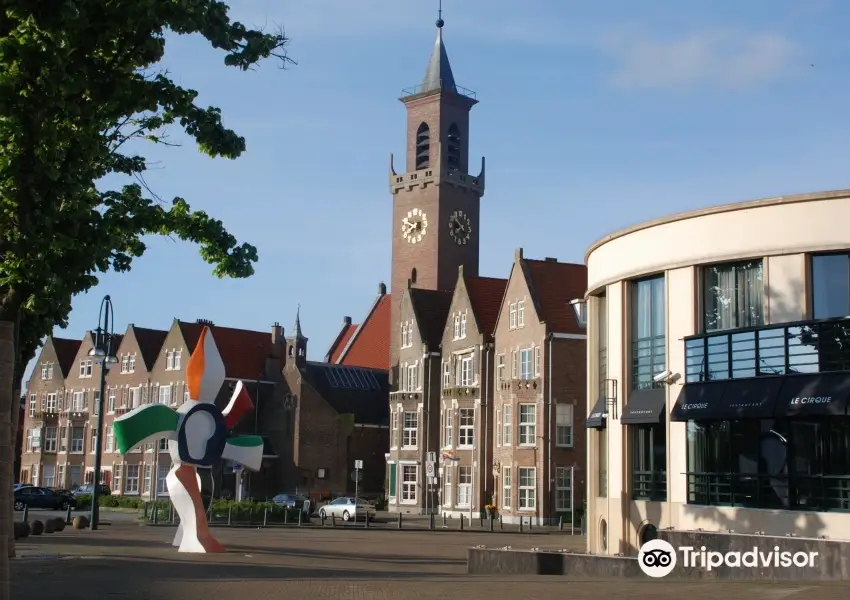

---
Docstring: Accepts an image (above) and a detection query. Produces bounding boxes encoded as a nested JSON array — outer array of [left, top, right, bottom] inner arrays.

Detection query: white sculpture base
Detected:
[[166, 464, 225, 553]]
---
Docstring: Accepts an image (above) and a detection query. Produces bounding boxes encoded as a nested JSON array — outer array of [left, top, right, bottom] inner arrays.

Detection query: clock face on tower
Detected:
[[401, 208, 428, 244], [448, 210, 472, 245]]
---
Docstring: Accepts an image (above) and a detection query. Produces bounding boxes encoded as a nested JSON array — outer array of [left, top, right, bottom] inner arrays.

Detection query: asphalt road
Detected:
[[11, 521, 850, 600]]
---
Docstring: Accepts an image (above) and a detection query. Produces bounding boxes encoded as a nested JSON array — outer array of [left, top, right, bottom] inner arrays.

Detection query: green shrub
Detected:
[[74, 494, 147, 511]]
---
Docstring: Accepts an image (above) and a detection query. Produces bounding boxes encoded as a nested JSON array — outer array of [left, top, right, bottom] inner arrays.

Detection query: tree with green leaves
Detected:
[[0, 2, 291, 594]]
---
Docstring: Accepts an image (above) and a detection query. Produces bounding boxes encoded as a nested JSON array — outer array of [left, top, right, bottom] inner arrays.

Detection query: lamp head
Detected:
[[104, 355, 119, 371]]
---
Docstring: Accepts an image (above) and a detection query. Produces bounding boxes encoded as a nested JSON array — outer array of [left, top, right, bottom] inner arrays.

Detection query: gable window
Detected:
[[121, 355, 130, 373], [453, 315, 461, 339], [459, 355, 473, 387], [401, 322, 410, 348], [460, 313, 467, 338], [402, 412, 418, 448], [556, 404, 574, 447], [518, 404, 536, 446], [443, 409, 453, 448], [79, 359, 93, 378], [703, 260, 763, 332], [442, 362, 451, 388], [174, 350, 182, 370], [166, 350, 175, 370], [496, 354, 505, 383], [458, 408, 474, 447], [631, 275, 666, 391], [519, 348, 533, 380], [517, 301, 525, 327], [390, 411, 399, 448], [812, 253, 850, 319], [159, 438, 169, 452], [518, 467, 536, 510], [509, 303, 517, 329], [503, 404, 513, 446], [41, 363, 54, 380]]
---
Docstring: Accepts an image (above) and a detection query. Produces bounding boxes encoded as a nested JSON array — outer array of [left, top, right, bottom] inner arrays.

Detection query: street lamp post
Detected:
[[89, 295, 118, 530]]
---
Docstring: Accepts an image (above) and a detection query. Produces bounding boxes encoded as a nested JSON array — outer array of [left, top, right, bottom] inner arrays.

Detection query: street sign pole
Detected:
[[570, 465, 575, 536], [353, 460, 363, 517]]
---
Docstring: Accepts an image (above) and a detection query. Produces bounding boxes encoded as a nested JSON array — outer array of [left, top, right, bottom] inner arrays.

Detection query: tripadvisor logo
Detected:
[[638, 539, 819, 578]]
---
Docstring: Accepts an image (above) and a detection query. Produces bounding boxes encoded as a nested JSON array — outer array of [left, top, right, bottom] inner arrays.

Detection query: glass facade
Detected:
[[812, 253, 850, 319], [631, 276, 666, 390], [703, 260, 764, 332]]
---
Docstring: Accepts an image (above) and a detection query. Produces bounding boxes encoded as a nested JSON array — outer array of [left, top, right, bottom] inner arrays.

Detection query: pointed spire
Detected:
[[421, 3, 457, 94], [292, 304, 305, 340]]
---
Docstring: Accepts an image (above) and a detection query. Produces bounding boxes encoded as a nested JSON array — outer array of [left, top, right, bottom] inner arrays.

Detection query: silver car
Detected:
[[318, 497, 376, 522]]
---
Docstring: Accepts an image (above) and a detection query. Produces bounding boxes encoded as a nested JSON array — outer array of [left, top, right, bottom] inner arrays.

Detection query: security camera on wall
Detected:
[[653, 370, 673, 385]]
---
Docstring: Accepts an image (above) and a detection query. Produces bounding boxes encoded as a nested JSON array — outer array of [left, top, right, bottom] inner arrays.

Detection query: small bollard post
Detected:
[[459, 515, 464, 530], [528, 517, 532, 531], [429, 513, 435, 530], [488, 514, 494, 532], [442, 513, 447, 528], [519, 517, 524, 533], [22, 505, 28, 523], [284, 509, 289, 525], [263, 507, 268, 527], [365, 512, 370, 529], [298, 509, 303, 526], [479, 513, 484, 528], [397, 512, 403, 529], [321, 512, 326, 527], [65, 504, 73, 524], [332, 513, 336, 527], [227, 505, 232, 526], [499, 514, 503, 530], [559, 515, 564, 531]]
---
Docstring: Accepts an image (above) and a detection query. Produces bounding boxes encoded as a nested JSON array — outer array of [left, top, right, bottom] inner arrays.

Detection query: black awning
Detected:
[[621, 388, 666, 425], [774, 373, 850, 417], [586, 395, 607, 429], [671, 377, 784, 421]]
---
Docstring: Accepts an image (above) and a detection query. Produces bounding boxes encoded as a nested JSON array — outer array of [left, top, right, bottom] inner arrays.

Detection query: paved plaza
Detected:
[[11, 521, 850, 600]]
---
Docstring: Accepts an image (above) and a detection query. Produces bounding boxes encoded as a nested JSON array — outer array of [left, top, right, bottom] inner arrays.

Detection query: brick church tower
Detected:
[[388, 13, 485, 376]]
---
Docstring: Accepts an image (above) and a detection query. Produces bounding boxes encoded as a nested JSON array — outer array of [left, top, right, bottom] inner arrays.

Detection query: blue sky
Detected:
[[25, 0, 850, 383]]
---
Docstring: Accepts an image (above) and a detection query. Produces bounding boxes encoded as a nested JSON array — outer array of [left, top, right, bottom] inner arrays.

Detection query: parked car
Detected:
[[318, 497, 376, 522], [14, 486, 76, 511], [271, 493, 311, 513], [72, 483, 111, 498], [51, 488, 74, 499], [13, 483, 32, 492]]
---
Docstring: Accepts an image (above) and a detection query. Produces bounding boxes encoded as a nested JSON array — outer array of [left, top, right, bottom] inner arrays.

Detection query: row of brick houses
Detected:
[[20, 311, 390, 501]]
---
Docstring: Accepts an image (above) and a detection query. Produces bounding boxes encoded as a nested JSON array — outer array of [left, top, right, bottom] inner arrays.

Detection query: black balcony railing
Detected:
[[684, 317, 850, 383], [632, 470, 667, 501], [686, 471, 850, 512]]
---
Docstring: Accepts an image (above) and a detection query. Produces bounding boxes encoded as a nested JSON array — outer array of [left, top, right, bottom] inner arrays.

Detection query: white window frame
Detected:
[[390, 411, 399, 449], [496, 409, 502, 447], [121, 355, 130, 373], [509, 302, 517, 329], [519, 348, 533, 380], [443, 409, 453, 448], [129, 353, 136, 372], [106, 426, 114, 453], [503, 404, 512, 446], [496, 354, 505, 383], [112, 464, 123, 493], [43, 426, 58, 452], [534, 346, 541, 377], [57, 465, 65, 488], [511, 351, 518, 379], [125, 465, 140, 494], [158, 385, 171, 406], [143, 465, 152, 493], [456, 466, 472, 507], [517, 300, 525, 327], [174, 350, 182, 370], [46, 393, 57, 413], [460, 312, 467, 338], [401, 465, 418, 504], [166, 350, 175, 370], [442, 362, 451, 388], [70, 426, 84, 453], [458, 408, 474, 448], [40, 363, 49, 380], [518, 467, 536, 510], [556, 467, 573, 512], [79, 359, 93, 378], [556, 404, 574, 448], [502, 466, 512, 509], [518, 404, 536, 446], [159, 438, 169, 452], [401, 322, 409, 348], [443, 465, 452, 507], [58, 426, 67, 452], [28, 394, 36, 417], [459, 355, 473, 387], [406, 363, 418, 392], [72, 391, 84, 413], [107, 389, 116, 413], [41, 464, 55, 488], [453, 314, 461, 339], [402, 411, 418, 448], [129, 387, 141, 409]]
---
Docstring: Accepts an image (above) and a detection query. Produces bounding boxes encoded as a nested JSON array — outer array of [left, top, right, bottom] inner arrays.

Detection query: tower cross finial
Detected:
[[436, 0, 444, 28]]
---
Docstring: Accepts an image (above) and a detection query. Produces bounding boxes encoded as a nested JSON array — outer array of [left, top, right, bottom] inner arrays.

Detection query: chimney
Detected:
[[378, 282, 387, 296], [196, 318, 215, 327], [515, 247, 524, 261], [343, 316, 352, 326], [544, 257, 558, 262], [270, 321, 283, 358]]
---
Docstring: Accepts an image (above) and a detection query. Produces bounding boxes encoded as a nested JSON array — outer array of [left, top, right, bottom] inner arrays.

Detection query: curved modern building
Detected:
[[583, 189, 850, 555]]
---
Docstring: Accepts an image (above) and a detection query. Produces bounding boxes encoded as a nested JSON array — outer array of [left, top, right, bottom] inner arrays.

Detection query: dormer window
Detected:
[[415, 122, 430, 170], [166, 350, 182, 371], [121, 354, 136, 374], [79, 359, 93, 378]]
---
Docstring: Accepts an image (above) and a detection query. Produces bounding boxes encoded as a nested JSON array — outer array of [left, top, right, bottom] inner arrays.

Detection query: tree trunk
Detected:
[[0, 321, 14, 600], [6, 378, 19, 560]]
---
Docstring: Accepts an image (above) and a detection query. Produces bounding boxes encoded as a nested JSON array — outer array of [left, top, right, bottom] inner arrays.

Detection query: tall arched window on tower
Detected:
[[447, 123, 461, 171], [415, 122, 430, 170]]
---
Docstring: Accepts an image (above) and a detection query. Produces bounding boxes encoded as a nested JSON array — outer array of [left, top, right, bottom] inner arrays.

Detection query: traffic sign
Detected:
[[425, 461, 435, 478], [350, 470, 363, 483], [354, 459, 364, 470], [426, 451, 437, 463]]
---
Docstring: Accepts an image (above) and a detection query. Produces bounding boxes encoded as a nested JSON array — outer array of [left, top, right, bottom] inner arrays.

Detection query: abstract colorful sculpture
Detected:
[[113, 326, 263, 552]]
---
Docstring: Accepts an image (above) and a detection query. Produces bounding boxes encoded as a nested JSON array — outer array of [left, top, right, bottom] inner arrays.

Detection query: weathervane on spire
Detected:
[[436, 0, 444, 28]]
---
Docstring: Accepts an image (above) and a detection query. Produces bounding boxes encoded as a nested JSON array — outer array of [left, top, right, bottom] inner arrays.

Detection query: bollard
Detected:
[[22, 505, 28, 523], [479, 514, 484, 528], [321, 512, 326, 527], [397, 512, 403, 529], [284, 509, 289, 525], [459, 515, 464, 530], [559, 515, 564, 531], [429, 513, 435, 530], [488, 514, 494, 532], [519, 518, 524, 533], [365, 512, 370, 529], [65, 504, 73, 525], [263, 507, 268, 527], [227, 505, 232, 526], [298, 509, 303, 526], [332, 513, 336, 527], [499, 514, 503, 530], [442, 513, 447, 528], [528, 517, 532, 531]]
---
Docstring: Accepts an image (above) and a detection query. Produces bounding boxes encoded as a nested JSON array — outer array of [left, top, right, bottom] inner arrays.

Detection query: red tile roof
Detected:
[[52, 337, 82, 377], [410, 288, 454, 350], [178, 321, 272, 381], [325, 321, 358, 363], [465, 276, 508, 338], [524, 259, 587, 335], [338, 293, 391, 371], [132, 326, 168, 370]]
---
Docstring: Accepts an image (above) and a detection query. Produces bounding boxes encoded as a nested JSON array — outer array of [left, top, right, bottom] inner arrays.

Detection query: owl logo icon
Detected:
[[638, 539, 677, 578]]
